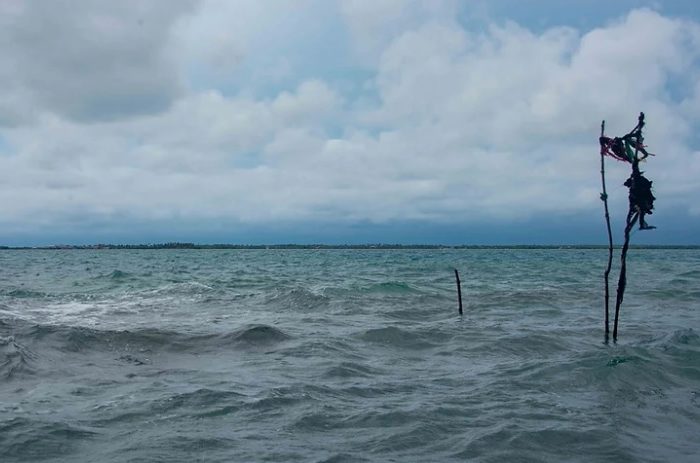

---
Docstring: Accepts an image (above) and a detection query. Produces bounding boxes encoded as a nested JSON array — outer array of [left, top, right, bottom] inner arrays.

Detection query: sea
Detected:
[[1, 248, 698, 462]]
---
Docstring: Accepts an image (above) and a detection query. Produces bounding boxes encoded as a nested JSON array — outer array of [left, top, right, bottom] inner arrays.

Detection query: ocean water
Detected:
[[1, 248, 699, 462]]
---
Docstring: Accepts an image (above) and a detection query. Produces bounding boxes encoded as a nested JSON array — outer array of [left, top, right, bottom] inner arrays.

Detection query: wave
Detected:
[[358, 326, 437, 349], [105, 270, 131, 280], [276, 338, 361, 360], [365, 281, 421, 294], [676, 269, 700, 279], [141, 281, 217, 296], [26, 323, 184, 353], [1, 318, 291, 356], [664, 328, 699, 346], [317, 453, 372, 463], [486, 332, 574, 358], [0, 417, 98, 460], [0, 335, 37, 379], [220, 324, 291, 346], [323, 361, 384, 379], [0, 288, 50, 299], [151, 388, 247, 416], [267, 287, 330, 311], [654, 328, 700, 379]]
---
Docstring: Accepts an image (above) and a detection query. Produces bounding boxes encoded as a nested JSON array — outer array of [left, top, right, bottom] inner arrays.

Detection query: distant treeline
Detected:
[[1, 243, 699, 250]]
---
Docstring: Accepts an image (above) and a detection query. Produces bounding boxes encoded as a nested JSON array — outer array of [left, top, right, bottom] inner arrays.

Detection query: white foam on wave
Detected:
[[2, 281, 224, 330]]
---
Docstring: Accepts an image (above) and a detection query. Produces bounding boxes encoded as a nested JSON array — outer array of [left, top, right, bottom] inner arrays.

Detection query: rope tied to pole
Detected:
[[599, 113, 655, 164]]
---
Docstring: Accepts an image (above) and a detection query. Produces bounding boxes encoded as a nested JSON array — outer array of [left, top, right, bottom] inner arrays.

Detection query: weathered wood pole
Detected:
[[613, 210, 638, 341], [612, 112, 645, 341], [599, 120, 614, 339], [454, 269, 463, 315]]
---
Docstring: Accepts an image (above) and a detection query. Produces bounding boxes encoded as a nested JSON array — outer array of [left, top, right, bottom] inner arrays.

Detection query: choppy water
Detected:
[[1, 248, 699, 462]]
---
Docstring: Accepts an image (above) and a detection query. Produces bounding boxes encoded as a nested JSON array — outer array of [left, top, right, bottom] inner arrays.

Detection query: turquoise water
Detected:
[[1, 249, 699, 462]]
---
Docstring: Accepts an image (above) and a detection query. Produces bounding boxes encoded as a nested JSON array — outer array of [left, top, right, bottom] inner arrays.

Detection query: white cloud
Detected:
[[173, 0, 343, 93], [358, 8, 700, 218], [1, 4, 699, 238], [272, 80, 343, 124], [340, 0, 459, 65]]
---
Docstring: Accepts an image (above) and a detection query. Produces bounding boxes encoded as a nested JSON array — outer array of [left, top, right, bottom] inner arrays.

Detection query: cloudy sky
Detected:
[[1, 0, 699, 245]]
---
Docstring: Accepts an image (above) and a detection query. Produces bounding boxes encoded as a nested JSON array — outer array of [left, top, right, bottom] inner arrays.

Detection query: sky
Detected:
[[1, 0, 700, 246]]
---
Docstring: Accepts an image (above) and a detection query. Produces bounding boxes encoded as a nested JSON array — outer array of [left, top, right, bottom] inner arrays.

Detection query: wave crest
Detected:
[[221, 324, 291, 346], [2, 318, 290, 355], [0, 336, 37, 379]]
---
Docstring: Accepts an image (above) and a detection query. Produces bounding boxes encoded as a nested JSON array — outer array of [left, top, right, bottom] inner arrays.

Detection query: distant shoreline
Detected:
[[1, 243, 699, 250]]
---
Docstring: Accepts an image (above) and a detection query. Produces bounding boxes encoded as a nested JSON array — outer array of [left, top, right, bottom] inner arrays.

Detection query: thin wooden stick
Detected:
[[613, 211, 638, 341], [454, 269, 463, 315], [612, 112, 645, 342], [600, 120, 613, 340]]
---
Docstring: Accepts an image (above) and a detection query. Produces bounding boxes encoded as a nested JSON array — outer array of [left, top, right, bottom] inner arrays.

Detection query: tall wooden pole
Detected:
[[600, 120, 613, 339], [613, 211, 638, 341], [612, 112, 645, 342]]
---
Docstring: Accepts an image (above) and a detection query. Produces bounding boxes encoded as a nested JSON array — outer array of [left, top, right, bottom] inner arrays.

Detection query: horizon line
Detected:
[[2, 243, 699, 250]]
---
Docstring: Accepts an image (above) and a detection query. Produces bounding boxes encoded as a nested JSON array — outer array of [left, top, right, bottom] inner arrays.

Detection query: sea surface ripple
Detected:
[[1, 248, 699, 462]]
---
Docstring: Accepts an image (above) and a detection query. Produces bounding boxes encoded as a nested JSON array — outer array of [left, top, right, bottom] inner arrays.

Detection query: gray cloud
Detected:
[[0, 0, 196, 124]]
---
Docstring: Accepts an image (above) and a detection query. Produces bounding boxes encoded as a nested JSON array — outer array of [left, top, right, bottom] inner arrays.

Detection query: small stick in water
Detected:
[[454, 269, 463, 315]]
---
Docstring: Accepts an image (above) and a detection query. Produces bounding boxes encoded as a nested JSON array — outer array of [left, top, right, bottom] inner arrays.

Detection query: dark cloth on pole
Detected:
[[624, 170, 655, 229]]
